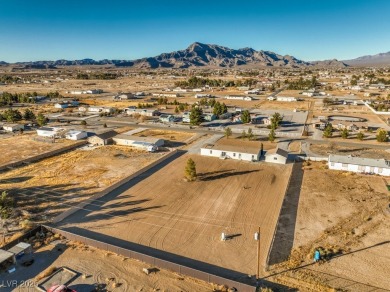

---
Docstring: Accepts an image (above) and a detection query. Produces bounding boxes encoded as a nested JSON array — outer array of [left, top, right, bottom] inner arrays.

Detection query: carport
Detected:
[[8, 242, 32, 259], [0, 249, 16, 266]]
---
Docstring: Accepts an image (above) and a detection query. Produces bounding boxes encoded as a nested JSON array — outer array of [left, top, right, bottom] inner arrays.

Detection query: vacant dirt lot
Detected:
[[59, 154, 292, 276], [3, 241, 213, 292], [310, 143, 390, 159], [0, 146, 163, 244], [257, 100, 310, 111], [271, 162, 390, 290], [0, 134, 76, 167]]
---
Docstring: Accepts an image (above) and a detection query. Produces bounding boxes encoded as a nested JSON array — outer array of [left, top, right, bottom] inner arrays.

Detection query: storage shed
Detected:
[[265, 148, 289, 164]]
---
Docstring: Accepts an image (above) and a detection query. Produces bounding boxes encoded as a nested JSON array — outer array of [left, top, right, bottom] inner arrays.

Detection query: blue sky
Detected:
[[1, 0, 390, 62]]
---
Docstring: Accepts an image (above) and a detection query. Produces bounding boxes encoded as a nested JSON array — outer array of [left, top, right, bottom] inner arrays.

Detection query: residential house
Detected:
[[114, 93, 135, 100], [328, 154, 390, 176], [159, 114, 175, 123], [276, 96, 297, 102], [113, 134, 164, 152], [264, 148, 289, 164], [2, 124, 24, 132], [87, 130, 117, 146], [200, 141, 261, 162], [36, 127, 65, 138], [65, 130, 88, 140], [225, 95, 253, 101], [125, 108, 159, 117]]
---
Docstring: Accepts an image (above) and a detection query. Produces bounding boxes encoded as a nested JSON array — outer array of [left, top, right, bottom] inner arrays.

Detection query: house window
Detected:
[[221, 152, 226, 157], [210, 150, 212, 154], [233, 153, 236, 157], [274, 157, 277, 160], [252, 155, 255, 160], [239, 153, 241, 159]]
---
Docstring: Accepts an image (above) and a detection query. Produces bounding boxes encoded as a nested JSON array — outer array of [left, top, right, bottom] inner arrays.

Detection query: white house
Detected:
[[113, 93, 135, 100], [182, 112, 190, 123], [267, 96, 276, 101], [200, 142, 261, 162], [152, 93, 179, 98], [54, 103, 68, 109], [159, 114, 175, 123], [265, 148, 289, 164], [36, 127, 65, 138], [328, 154, 390, 176], [125, 108, 158, 117], [225, 95, 253, 101], [65, 130, 88, 140], [113, 134, 164, 152], [2, 124, 24, 132], [195, 94, 211, 98], [276, 96, 297, 102]]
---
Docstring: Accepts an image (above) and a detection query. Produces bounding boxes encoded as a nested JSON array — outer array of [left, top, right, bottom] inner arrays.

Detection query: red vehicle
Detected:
[[47, 285, 76, 292]]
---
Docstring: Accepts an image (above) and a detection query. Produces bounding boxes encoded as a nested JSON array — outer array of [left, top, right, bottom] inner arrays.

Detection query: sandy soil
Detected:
[[310, 143, 390, 159], [0, 134, 75, 167], [0, 146, 162, 244], [3, 241, 213, 292], [59, 154, 292, 276], [134, 129, 194, 143], [276, 162, 390, 290], [257, 100, 310, 111]]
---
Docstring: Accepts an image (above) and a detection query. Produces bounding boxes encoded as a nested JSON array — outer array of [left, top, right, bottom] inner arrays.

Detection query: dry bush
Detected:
[[35, 266, 57, 281]]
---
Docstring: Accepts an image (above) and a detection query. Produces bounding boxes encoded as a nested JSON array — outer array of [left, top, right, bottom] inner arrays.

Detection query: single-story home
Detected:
[[276, 96, 297, 102], [36, 127, 64, 138], [328, 154, 390, 176], [159, 114, 175, 123], [65, 130, 88, 140], [265, 148, 289, 164], [54, 103, 69, 109], [113, 93, 135, 100], [113, 134, 164, 152], [126, 108, 159, 117], [2, 124, 24, 132], [203, 113, 217, 122], [225, 95, 253, 101], [200, 141, 261, 162], [87, 130, 117, 146]]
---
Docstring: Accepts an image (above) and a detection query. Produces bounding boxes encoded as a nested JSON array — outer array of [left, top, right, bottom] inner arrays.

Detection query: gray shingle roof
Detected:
[[329, 154, 390, 168]]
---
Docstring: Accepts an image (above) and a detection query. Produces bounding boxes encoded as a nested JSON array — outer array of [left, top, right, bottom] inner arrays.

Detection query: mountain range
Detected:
[[0, 42, 388, 68]]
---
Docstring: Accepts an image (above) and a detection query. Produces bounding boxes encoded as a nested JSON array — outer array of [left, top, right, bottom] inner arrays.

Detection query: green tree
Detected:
[[23, 108, 36, 121], [271, 112, 282, 129], [174, 106, 179, 114], [190, 107, 203, 125], [225, 127, 232, 139], [323, 124, 333, 138], [268, 128, 276, 142], [350, 79, 358, 86], [81, 120, 87, 127], [356, 131, 364, 141], [184, 158, 197, 181], [376, 129, 388, 142], [103, 123, 107, 128], [241, 110, 251, 124], [0, 191, 14, 219], [241, 130, 247, 140], [3, 109, 22, 122], [36, 113, 47, 127], [341, 128, 349, 139], [247, 128, 254, 141]]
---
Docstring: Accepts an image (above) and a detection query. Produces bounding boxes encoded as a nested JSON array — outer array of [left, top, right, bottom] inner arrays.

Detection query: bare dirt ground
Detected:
[[213, 137, 276, 151], [268, 162, 390, 290], [3, 240, 213, 292], [0, 146, 163, 245], [59, 154, 292, 276], [257, 100, 310, 111], [310, 143, 390, 159], [134, 129, 194, 144], [0, 133, 76, 167]]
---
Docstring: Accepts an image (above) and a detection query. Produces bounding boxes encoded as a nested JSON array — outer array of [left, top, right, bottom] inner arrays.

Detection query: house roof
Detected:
[[94, 130, 117, 140], [0, 249, 14, 263], [113, 134, 163, 144], [329, 154, 390, 169], [266, 148, 289, 158], [202, 138, 262, 155]]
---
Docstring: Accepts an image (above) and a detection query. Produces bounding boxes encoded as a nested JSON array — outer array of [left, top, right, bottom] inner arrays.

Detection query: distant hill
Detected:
[[0, 61, 9, 65], [344, 52, 390, 66], [127, 42, 311, 68], [310, 59, 349, 68], [8, 43, 310, 69]]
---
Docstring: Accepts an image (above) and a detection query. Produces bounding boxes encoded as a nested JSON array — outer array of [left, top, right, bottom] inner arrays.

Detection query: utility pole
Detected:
[[256, 227, 261, 280]]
